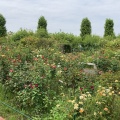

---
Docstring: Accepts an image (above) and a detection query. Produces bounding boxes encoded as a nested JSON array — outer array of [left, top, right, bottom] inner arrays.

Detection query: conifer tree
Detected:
[[0, 14, 7, 37], [104, 19, 114, 37], [37, 16, 47, 30], [80, 18, 91, 37]]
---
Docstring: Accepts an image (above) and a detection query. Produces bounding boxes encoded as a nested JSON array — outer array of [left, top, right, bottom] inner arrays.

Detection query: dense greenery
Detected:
[[104, 19, 115, 37], [80, 18, 91, 38], [0, 14, 7, 37], [0, 30, 120, 120], [36, 28, 48, 38], [0, 14, 120, 120], [12, 29, 34, 41]]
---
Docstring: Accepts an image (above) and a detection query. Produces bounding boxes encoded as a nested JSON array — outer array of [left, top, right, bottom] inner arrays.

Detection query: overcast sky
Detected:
[[0, 0, 120, 36]]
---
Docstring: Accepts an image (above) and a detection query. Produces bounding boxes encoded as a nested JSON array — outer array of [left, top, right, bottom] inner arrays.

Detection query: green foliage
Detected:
[[0, 57, 10, 83], [0, 83, 25, 120], [105, 38, 120, 49], [37, 16, 47, 30], [71, 36, 83, 52], [74, 81, 120, 120], [0, 30, 120, 120], [96, 71, 120, 86], [104, 35, 116, 41], [51, 32, 81, 51], [36, 28, 48, 38], [0, 14, 7, 37], [94, 50, 120, 72], [80, 18, 91, 38], [12, 29, 33, 41], [81, 35, 101, 50], [52, 32, 75, 43], [37, 16, 48, 39], [0, 14, 6, 26], [104, 19, 115, 37], [36, 38, 55, 49], [1, 49, 64, 115], [48, 98, 73, 120], [20, 36, 39, 47]]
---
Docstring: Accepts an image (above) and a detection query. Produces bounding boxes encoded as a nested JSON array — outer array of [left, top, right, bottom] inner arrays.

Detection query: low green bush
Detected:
[[36, 38, 55, 49], [81, 35, 101, 50], [12, 29, 33, 41], [20, 36, 39, 47], [35, 28, 48, 38], [105, 38, 120, 49], [0, 33, 120, 119], [93, 49, 120, 72]]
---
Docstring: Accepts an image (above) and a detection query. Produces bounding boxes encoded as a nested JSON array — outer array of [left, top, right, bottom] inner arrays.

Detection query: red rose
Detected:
[[34, 84, 38, 88], [42, 55, 44, 59], [51, 65, 56, 69]]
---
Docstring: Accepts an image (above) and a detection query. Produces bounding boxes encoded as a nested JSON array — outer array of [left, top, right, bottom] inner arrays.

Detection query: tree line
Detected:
[[0, 13, 115, 38]]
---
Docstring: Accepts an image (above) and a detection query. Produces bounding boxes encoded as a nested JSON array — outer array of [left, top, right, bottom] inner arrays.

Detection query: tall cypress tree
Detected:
[[37, 16, 48, 38], [0, 14, 7, 37], [80, 18, 91, 38], [104, 19, 114, 37], [37, 16, 47, 30]]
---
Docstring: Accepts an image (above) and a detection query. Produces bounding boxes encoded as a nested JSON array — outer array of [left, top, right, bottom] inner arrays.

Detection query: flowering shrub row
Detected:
[[0, 35, 120, 119]]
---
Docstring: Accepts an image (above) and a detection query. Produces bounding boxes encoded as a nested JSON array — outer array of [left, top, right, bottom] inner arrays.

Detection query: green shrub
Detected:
[[96, 71, 120, 85], [20, 36, 55, 50], [36, 28, 48, 38], [71, 36, 83, 52], [20, 36, 39, 47], [105, 38, 120, 48], [0, 56, 10, 83], [52, 32, 75, 43], [81, 35, 101, 49], [48, 98, 73, 120], [0, 32, 120, 119], [3, 50, 63, 114], [114, 50, 120, 60], [96, 57, 110, 72], [12, 29, 33, 41], [73, 82, 120, 120], [36, 38, 54, 48], [0, 37, 7, 44], [110, 58, 120, 72], [104, 35, 116, 41], [94, 55, 120, 72]]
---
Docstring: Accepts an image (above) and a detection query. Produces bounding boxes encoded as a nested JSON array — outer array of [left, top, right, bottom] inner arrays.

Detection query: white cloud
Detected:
[[0, 0, 120, 36]]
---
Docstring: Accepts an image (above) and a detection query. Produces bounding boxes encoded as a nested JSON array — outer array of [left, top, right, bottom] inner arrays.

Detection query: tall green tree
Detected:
[[0, 14, 7, 37], [37, 16, 47, 30], [37, 16, 48, 38], [80, 18, 91, 38], [104, 19, 114, 37]]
